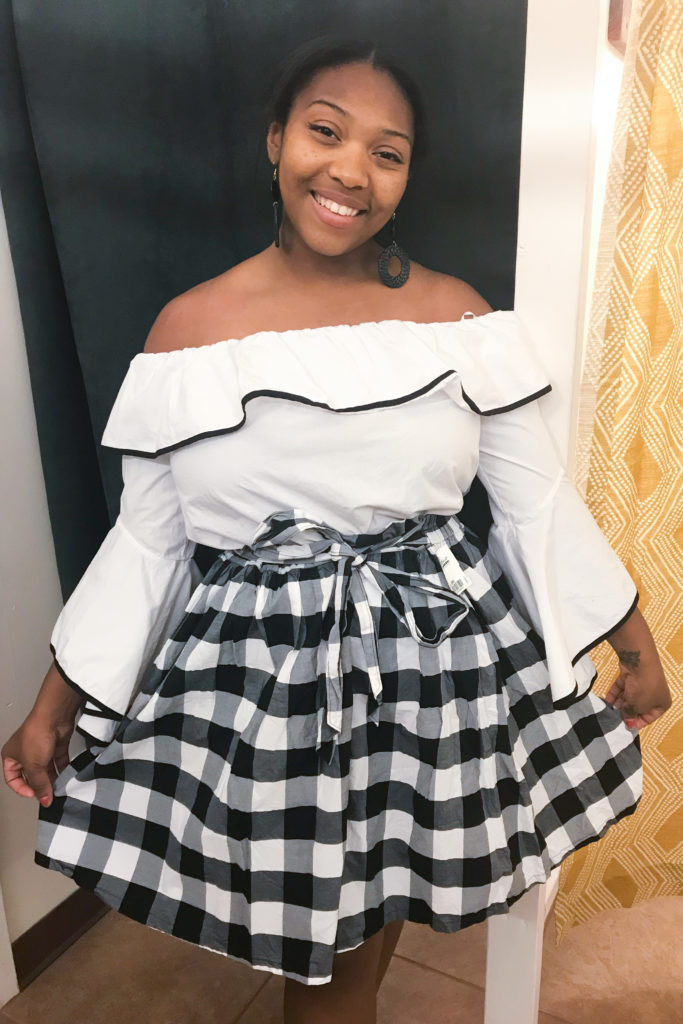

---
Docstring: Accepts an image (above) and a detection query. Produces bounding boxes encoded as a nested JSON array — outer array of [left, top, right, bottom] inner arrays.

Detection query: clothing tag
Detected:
[[433, 543, 471, 594]]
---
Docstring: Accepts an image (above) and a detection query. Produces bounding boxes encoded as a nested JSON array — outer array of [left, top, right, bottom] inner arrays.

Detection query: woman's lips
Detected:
[[309, 191, 366, 228]]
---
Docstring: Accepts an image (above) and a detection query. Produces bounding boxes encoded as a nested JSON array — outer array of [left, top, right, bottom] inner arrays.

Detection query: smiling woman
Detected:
[[136, 37, 482, 352], [266, 52, 417, 285], [4, 29, 665, 1024]]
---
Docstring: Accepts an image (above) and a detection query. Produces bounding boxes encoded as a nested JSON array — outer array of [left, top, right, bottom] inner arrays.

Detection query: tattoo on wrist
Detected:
[[618, 648, 641, 670]]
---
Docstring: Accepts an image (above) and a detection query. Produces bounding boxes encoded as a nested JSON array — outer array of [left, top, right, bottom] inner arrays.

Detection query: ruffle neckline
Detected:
[[101, 310, 553, 457]]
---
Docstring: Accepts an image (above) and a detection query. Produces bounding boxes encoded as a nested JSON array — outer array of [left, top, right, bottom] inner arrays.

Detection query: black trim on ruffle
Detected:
[[570, 589, 640, 666], [460, 383, 552, 416], [106, 375, 456, 457], [552, 589, 639, 709], [103, 376, 553, 458], [50, 646, 123, 720]]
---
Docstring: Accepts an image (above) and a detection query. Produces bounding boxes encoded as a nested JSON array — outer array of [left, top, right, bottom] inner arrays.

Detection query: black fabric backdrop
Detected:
[[0, 0, 527, 598]]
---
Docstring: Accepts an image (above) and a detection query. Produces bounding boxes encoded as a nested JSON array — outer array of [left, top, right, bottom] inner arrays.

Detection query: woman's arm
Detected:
[[603, 607, 672, 728], [31, 661, 86, 726], [606, 606, 660, 669]]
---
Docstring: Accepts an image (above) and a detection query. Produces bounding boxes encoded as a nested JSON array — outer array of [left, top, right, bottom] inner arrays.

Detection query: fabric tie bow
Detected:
[[231, 509, 473, 763]]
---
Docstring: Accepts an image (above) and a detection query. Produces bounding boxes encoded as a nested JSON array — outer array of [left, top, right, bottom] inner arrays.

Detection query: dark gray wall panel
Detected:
[[0, 0, 527, 593]]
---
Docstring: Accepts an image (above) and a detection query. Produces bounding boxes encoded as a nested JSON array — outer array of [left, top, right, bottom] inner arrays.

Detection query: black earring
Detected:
[[271, 164, 282, 248], [377, 212, 410, 288]]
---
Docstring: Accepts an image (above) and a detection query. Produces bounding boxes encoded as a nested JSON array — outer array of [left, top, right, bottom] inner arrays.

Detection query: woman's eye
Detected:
[[308, 124, 402, 164], [309, 123, 337, 139]]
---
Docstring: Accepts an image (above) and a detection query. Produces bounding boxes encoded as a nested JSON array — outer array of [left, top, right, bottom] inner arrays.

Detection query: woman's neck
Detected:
[[270, 218, 383, 286]]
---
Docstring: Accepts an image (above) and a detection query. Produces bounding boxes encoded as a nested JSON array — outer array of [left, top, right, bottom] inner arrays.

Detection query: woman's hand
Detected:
[[603, 607, 672, 729], [2, 711, 75, 808], [2, 660, 85, 808], [604, 659, 672, 729], [602, 602, 671, 733]]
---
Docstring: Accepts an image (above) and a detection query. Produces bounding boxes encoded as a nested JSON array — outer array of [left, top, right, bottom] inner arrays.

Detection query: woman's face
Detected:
[[266, 61, 413, 257]]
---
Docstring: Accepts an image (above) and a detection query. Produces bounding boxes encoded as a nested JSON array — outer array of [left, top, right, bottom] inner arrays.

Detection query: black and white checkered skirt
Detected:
[[35, 508, 642, 985]]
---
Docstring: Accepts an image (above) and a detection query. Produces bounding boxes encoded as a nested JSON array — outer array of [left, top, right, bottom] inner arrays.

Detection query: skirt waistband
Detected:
[[207, 509, 477, 762]]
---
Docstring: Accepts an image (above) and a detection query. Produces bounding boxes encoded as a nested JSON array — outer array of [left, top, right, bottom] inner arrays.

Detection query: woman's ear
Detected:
[[266, 121, 283, 165]]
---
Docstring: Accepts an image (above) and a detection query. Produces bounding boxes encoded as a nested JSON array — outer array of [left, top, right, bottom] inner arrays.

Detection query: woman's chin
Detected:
[[284, 231, 372, 259]]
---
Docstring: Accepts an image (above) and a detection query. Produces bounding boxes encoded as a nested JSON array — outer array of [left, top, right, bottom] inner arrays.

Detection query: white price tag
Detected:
[[433, 543, 471, 595]]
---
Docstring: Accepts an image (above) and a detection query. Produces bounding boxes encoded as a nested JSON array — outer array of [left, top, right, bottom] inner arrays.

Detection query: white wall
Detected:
[[516, 0, 622, 464], [0, 0, 624, 978], [0, 190, 86, 953], [572, 36, 627, 473], [500, 0, 623, 914]]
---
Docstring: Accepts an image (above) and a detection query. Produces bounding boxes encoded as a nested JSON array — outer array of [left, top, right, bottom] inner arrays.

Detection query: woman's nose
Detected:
[[328, 145, 370, 189]]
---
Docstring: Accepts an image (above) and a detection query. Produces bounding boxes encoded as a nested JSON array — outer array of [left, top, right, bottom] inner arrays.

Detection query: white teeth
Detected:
[[313, 192, 361, 217]]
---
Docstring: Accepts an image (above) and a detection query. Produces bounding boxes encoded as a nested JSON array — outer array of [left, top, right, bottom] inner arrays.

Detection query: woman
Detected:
[[2, 36, 671, 1024]]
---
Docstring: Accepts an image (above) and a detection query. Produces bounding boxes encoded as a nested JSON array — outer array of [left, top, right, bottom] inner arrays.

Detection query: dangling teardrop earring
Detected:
[[271, 164, 282, 248], [377, 211, 410, 288]]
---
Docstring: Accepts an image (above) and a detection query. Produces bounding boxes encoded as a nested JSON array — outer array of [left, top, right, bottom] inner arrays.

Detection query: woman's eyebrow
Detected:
[[305, 98, 412, 144], [306, 98, 347, 116]]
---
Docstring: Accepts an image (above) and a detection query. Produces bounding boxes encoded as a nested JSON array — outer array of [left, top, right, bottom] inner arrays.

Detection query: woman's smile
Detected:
[[266, 60, 413, 268], [309, 190, 367, 227]]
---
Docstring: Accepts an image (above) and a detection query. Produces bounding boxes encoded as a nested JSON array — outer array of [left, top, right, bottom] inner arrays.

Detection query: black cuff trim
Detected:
[[50, 646, 123, 720], [552, 666, 598, 710], [552, 590, 639, 709], [80, 704, 121, 720], [569, 590, 640, 666], [460, 383, 552, 416], [74, 722, 109, 746]]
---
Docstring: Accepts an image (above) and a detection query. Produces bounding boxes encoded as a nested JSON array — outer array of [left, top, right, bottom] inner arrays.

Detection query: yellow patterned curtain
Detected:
[[553, 0, 683, 944]]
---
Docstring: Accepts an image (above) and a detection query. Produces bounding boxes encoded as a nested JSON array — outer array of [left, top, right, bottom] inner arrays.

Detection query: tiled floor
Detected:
[[2, 896, 681, 1023]]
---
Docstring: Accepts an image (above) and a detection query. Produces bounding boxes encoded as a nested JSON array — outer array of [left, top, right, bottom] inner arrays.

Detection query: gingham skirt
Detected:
[[35, 508, 643, 985]]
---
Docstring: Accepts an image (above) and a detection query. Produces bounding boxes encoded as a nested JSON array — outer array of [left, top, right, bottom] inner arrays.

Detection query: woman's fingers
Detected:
[[2, 751, 55, 804], [53, 735, 72, 776], [605, 672, 627, 707], [27, 765, 54, 803], [2, 756, 37, 798], [625, 706, 667, 729], [604, 671, 666, 730], [27, 763, 55, 804], [2, 720, 68, 805]]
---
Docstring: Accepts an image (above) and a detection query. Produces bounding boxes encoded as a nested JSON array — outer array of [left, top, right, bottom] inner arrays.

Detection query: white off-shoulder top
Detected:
[[50, 310, 639, 743]]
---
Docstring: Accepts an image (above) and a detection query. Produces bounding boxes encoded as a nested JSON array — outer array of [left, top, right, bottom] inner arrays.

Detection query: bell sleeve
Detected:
[[476, 396, 639, 707], [50, 451, 202, 744]]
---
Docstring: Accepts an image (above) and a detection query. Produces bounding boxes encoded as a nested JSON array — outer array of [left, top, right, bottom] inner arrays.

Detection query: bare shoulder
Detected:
[[143, 256, 262, 354], [143, 290, 203, 354], [410, 263, 495, 320]]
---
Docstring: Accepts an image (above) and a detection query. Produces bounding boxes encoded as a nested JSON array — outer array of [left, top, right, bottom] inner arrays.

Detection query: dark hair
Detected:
[[264, 36, 429, 172]]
